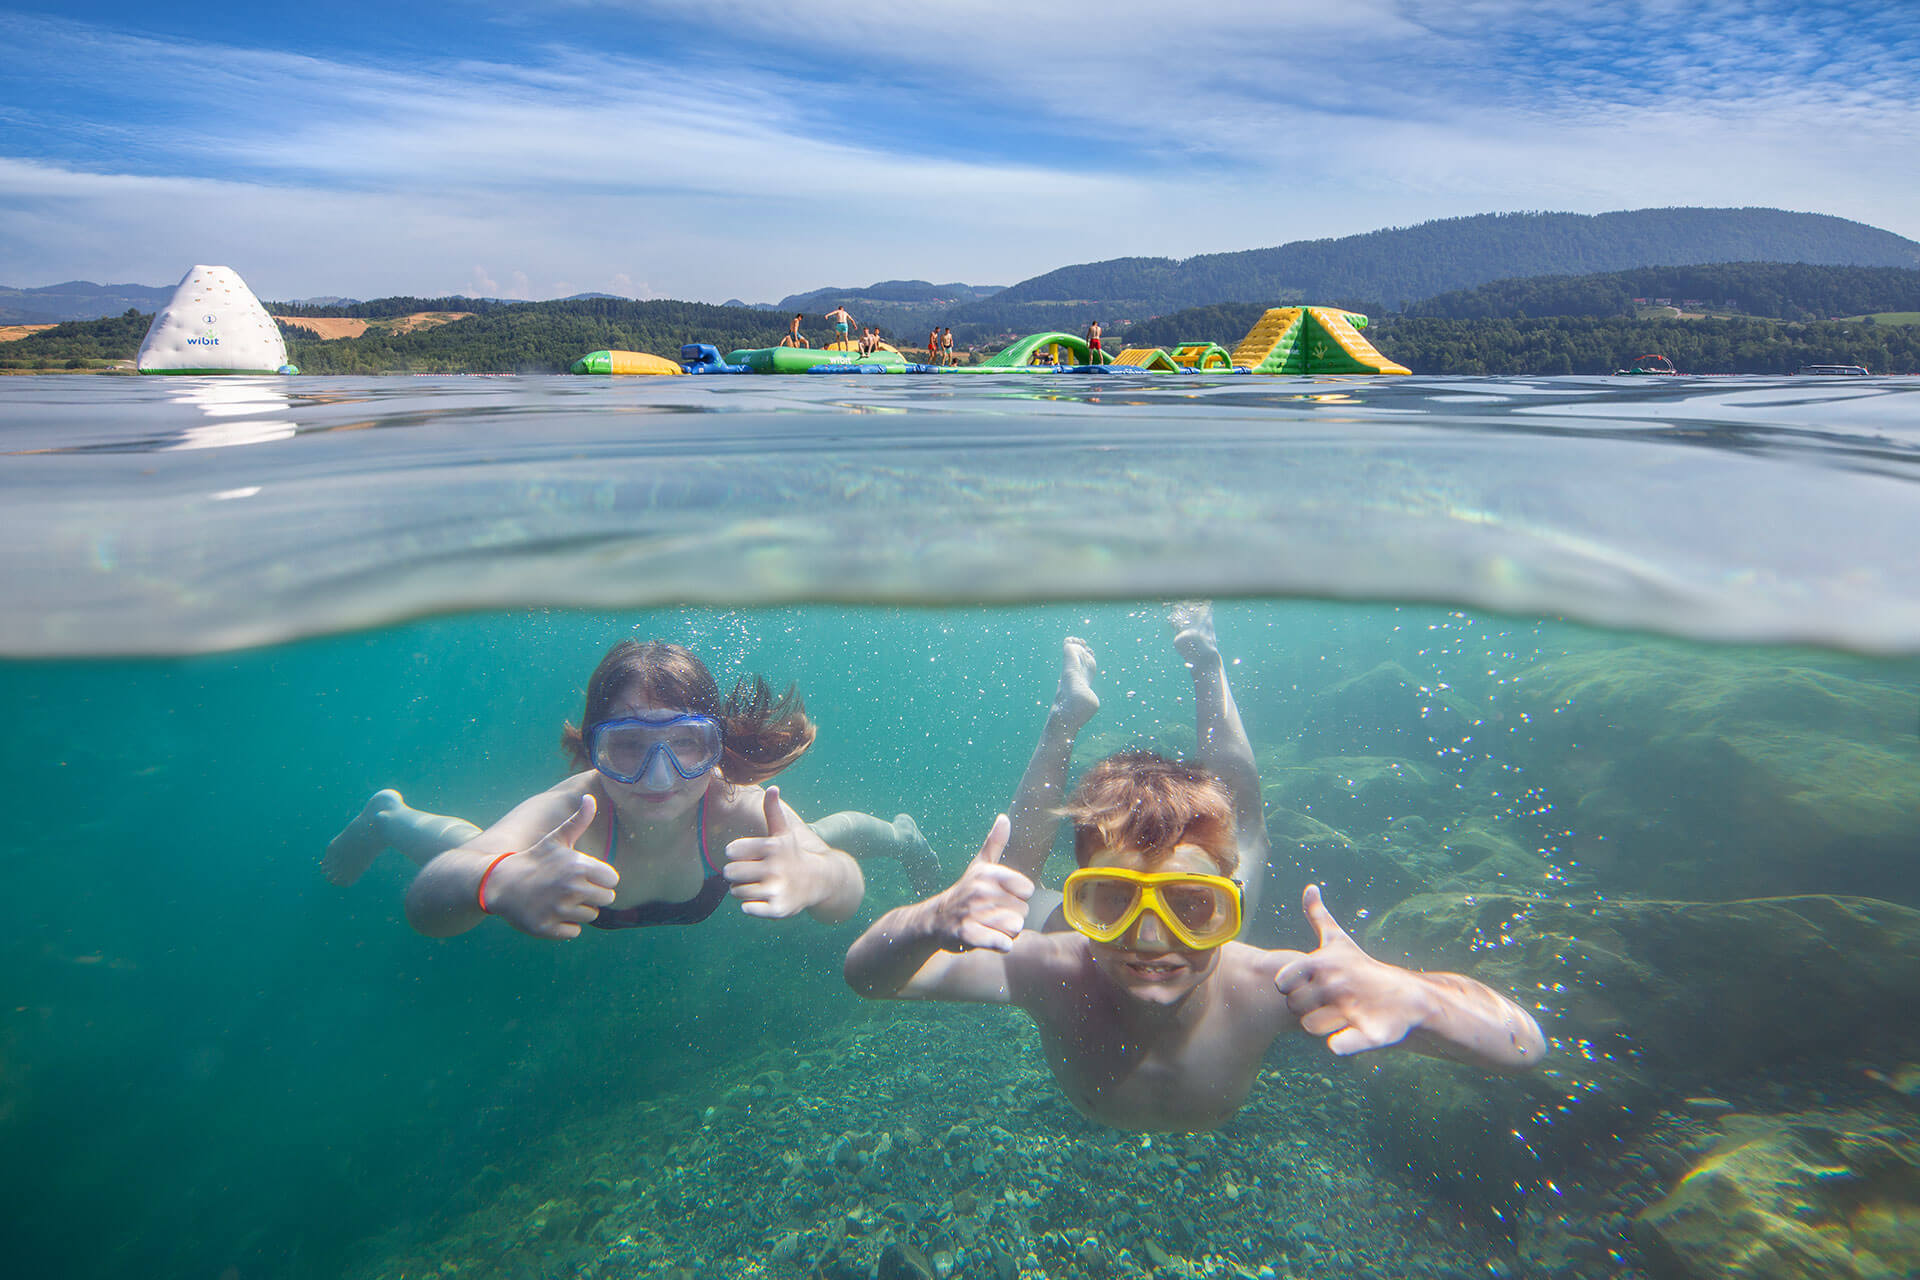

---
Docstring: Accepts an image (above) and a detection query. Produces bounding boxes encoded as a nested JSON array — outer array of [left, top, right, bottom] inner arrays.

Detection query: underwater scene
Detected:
[[3, 374, 1919, 1280]]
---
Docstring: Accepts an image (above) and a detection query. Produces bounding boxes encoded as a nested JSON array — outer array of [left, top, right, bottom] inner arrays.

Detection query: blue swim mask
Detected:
[[588, 714, 723, 783]]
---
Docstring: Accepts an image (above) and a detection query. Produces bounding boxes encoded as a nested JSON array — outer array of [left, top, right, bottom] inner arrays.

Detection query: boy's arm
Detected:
[[1171, 602, 1269, 919], [1274, 885, 1546, 1072], [1003, 637, 1099, 881], [844, 815, 1030, 1003]]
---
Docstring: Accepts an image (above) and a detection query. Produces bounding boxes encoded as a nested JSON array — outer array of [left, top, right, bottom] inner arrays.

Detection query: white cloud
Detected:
[[1, 4, 1916, 299]]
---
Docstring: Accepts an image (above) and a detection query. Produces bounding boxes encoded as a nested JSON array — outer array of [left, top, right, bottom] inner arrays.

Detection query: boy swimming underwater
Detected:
[[844, 606, 1544, 1132]]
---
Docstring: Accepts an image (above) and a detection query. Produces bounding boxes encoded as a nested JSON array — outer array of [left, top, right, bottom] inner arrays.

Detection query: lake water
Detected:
[[3, 372, 1918, 1280]]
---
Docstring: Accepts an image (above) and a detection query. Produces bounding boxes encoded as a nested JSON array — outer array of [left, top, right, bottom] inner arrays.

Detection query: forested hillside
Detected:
[[1407, 263, 1920, 321], [0, 298, 795, 373], [279, 298, 792, 373], [0, 309, 152, 369], [946, 208, 1920, 333], [1376, 316, 1920, 374]]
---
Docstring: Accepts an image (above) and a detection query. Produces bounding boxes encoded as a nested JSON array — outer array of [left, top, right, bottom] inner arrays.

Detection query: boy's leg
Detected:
[[810, 811, 944, 897], [1170, 602, 1270, 919], [323, 790, 482, 886], [1003, 637, 1099, 927]]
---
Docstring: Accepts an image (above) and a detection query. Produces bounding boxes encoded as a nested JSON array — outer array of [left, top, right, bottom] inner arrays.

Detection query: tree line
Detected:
[[9, 297, 1918, 376], [1406, 263, 1920, 322]]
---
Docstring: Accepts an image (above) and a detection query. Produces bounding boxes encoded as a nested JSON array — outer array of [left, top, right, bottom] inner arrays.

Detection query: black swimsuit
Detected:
[[589, 794, 729, 929]]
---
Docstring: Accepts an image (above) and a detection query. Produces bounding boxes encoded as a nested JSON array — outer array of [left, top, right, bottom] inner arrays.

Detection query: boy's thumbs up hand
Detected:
[[925, 815, 1031, 953], [1275, 884, 1435, 1056]]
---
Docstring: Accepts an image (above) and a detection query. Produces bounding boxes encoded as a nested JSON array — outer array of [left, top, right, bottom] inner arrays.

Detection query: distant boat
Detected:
[[1796, 363, 1870, 376], [1615, 353, 1678, 376]]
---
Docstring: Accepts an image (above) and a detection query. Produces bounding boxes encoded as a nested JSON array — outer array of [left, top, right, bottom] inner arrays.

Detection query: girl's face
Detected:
[[595, 688, 716, 822]]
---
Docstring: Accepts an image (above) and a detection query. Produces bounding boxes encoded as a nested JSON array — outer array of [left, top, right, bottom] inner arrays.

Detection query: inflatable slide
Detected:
[[1230, 307, 1409, 375]]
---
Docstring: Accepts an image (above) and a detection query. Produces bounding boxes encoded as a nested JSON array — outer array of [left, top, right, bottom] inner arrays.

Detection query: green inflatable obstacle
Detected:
[[725, 346, 906, 373], [976, 332, 1113, 368]]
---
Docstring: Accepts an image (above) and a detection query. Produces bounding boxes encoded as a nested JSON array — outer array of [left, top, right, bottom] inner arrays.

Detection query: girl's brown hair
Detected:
[[560, 640, 816, 786], [1059, 750, 1238, 875]]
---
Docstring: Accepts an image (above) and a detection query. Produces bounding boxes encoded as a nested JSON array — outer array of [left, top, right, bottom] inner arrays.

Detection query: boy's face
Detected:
[[1081, 842, 1231, 1006]]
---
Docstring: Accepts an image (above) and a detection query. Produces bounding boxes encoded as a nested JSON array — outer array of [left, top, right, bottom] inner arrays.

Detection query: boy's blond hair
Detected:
[[1059, 750, 1238, 874]]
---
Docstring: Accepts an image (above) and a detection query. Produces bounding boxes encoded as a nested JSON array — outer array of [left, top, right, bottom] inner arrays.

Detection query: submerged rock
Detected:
[[1510, 646, 1920, 904], [1635, 1111, 1920, 1280], [1357, 892, 1920, 1218]]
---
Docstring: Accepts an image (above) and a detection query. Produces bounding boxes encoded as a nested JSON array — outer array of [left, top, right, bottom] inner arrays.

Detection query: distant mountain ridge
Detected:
[[777, 279, 1004, 307], [772, 280, 1005, 334], [943, 208, 1920, 334], [0, 280, 174, 324]]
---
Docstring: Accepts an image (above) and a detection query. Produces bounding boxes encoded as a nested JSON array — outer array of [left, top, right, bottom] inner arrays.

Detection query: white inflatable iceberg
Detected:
[[137, 265, 296, 375]]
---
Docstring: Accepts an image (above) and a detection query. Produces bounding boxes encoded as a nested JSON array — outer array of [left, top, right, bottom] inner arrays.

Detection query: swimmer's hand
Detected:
[[724, 786, 855, 920], [487, 794, 619, 940], [1275, 884, 1436, 1056], [925, 815, 1030, 953]]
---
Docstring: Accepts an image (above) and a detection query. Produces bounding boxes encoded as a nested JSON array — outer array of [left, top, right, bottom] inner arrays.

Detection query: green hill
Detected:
[[279, 297, 791, 373], [1406, 263, 1920, 321], [772, 280, 1004, 336], [0, 298, 794, 374], [944, 208, 1920, 335]]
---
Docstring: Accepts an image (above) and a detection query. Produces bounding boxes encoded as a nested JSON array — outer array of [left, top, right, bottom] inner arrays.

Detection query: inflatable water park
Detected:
[[127, 263, 1407, 377], [136, 265, 298, 375], [571, 306, 1411, 377]]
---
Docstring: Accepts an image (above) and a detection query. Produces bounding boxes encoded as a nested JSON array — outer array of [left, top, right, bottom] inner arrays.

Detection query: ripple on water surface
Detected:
[[3, 372, 1919, 654]]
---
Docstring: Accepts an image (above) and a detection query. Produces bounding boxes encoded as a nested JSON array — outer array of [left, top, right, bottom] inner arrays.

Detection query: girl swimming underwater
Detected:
[[325, 640, 941, 938]]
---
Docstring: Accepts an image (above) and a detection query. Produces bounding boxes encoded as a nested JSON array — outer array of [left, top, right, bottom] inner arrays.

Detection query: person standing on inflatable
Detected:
[[784, 313, 810, 348], [1084, 319, 1103, 364], [825, 305, 854, 347]]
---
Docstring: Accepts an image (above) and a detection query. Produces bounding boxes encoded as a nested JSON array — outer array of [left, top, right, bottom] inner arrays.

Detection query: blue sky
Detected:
[[3, 0, 1918, 303]]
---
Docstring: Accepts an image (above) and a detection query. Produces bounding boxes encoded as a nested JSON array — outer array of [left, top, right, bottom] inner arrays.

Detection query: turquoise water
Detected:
[[3, 374, 1919, 1280]]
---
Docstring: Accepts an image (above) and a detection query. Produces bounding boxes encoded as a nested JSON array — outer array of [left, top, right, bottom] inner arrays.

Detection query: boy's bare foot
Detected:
[[1053, 636, 1100, 730], [893, 813, 945, 897], [1169, 601, 1220, 667], [323, 789, 403, 886]]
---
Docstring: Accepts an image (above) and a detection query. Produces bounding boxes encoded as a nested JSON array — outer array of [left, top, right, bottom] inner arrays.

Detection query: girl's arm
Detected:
[[720, 788, 867, 923], [403, 774, 616, 939]]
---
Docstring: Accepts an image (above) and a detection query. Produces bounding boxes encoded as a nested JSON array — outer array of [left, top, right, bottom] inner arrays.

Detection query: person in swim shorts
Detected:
[[325, 641, 945, 937], [825, 306, 853, 348], [941, 328, 955, 366], [927, 329, 939, 363], [784, 313, 809, 348], [1084, 319, 1103, 363], [844, 604, 1546, 1132]]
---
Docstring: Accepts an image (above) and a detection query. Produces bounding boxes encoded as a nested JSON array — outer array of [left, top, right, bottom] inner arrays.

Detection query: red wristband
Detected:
[[476, 851, 517, 914]]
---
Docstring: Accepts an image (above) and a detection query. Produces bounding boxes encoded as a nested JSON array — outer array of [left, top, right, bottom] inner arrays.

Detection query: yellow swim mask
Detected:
[[1061, 866, 1243, 950]]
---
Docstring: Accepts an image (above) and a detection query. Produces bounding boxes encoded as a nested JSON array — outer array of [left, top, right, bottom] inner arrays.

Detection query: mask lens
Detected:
[[591, 725, 650, 780], [589, 717, 722, 782], [1077, 877, 1140, 928], [1162, 883, 1228, 934]]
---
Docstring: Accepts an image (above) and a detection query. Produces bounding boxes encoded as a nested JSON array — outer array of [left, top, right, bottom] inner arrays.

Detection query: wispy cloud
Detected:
[[1, 2, 1916, 299]]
